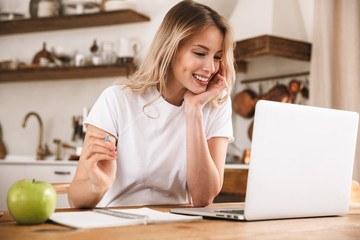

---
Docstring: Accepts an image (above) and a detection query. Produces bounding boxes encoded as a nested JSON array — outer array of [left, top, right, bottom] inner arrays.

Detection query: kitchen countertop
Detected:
[[225, 163, 249, 169], [0, 155, 78, 166], [0, 156, 248, 168]]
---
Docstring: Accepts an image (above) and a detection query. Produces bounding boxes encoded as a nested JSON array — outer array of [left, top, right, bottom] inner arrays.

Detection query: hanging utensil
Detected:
[[232, 89, 259, 118], [287, 79, 301, 103], [301, 78, 309, 99], [247, 120, 254, 141], [262, 84, 290, 103]]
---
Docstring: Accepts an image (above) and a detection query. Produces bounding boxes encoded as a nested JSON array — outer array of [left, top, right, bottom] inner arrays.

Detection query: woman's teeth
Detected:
[[194, 74, 208, 82]]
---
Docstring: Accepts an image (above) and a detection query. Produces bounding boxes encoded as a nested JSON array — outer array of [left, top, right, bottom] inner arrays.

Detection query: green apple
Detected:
[[7, 179, 57, 225]]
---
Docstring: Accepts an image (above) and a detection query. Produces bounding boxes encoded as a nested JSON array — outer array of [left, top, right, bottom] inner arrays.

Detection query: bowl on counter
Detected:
[[51, 46, 77, 67]]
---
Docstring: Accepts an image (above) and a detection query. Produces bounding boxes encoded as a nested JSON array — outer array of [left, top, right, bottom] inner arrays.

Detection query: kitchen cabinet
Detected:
[[234, 35, 311, 73], [214, 165, 249, 203], [0, 159, 77, 210], [0, 165, 26, 210], [0, 9, 150, 83]]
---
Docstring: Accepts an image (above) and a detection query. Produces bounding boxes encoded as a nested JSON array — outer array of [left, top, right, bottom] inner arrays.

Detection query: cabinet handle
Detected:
[[54, 171, 71, 175]]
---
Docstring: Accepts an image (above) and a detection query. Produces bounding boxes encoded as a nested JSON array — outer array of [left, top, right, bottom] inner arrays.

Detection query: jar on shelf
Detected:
[[89, 39, 102, 66], [37, 0, 60, 17], [101, 41, 116, 65]]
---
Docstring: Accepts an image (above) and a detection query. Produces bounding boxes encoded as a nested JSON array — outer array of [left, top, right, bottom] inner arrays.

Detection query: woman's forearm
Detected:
[[68, 178, 107, 209], [185, 106, 223, 207]]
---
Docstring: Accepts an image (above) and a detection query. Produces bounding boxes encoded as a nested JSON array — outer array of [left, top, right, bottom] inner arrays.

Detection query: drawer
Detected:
[[24, 165, 77, 183]]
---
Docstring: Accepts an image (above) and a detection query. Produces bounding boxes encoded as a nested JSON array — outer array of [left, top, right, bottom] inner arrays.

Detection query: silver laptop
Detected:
[[171, 100, 359, 221]]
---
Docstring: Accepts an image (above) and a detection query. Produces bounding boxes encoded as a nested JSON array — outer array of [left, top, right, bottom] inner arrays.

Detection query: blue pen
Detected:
[[104, 135, 109, 142]]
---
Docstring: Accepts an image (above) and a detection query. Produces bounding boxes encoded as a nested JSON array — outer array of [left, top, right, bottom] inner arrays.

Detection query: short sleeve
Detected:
[[205, 97, 234, 143], [84, 86, 120, 139]]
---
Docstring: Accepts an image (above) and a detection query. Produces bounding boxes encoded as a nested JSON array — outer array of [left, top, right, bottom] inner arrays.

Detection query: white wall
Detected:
[[227, 0, 313, 157], [0, 0, 238, 156], [0, 0, 180, 156], [0, 0, 313, 159], [229, 0, 313, 42]]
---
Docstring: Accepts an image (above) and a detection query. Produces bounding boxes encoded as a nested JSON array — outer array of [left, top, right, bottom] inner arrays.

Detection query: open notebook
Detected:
[[49, 207, 202, 229]]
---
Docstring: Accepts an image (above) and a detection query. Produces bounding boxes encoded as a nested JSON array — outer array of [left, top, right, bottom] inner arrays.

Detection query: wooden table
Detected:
[[1, 202, 360, 240]]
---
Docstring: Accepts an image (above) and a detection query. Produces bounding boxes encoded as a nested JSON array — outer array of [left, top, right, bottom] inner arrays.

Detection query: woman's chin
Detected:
[[188, 88, 206, 95]]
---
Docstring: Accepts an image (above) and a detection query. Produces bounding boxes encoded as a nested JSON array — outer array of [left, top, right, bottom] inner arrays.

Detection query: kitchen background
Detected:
[[5, 0, 360, 210], [0, 0, 313, 159]]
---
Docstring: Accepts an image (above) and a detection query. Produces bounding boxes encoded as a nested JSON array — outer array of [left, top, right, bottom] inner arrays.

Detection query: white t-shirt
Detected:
[[85, 85, 233, 207]]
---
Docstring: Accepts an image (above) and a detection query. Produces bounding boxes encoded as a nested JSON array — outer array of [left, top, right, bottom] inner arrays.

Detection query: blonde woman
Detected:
[[68, 0, 236, 208]]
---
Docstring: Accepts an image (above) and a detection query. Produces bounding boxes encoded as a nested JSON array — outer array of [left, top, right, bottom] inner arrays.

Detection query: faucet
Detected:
[[22, 112, 50, 160]]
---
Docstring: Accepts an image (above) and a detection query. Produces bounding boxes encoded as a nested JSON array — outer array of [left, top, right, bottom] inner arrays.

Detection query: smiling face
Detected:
[[165, 25, 224, 105]]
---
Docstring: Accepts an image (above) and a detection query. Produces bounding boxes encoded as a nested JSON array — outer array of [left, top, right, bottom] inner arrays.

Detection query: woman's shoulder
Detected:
[[101, 84, 137, 98], [101, 84, 157, 104], [203, 94, 232, 117], [102, 84, 128, 95]]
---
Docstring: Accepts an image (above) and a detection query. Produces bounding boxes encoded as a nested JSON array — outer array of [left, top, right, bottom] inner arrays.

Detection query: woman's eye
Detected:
[[214, 56, 222, 61], [194, 52, 205, 57]]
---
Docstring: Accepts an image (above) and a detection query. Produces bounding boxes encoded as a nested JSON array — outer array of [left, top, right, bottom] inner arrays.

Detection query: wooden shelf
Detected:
[[234, 35, 311, 72], [0, 9, 150, 35], [0, 64, 134, 82]]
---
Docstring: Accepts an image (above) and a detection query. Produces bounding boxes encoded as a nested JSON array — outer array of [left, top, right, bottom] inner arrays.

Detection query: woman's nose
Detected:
[[203, 58, 216, 74]]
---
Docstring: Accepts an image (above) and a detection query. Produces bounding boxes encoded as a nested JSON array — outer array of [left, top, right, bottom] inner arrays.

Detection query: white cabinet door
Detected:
[[25, 165, 77, 209], [0, 165, 26, 211], [24, 165, 76, 183]]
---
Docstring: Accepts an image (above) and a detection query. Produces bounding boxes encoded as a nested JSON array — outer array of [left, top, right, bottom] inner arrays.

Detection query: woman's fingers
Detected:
[[207, 74, 227, 96], [218, 61, 225, 77], [82, 143, 116, 161], [86, 137, 116, 152], [84, 151, 117, 190], [86, 128, 117, 147]]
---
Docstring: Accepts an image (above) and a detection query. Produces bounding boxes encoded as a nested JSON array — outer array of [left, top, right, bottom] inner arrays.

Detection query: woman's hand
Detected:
[[184, 62, 227, 109], [69, 124, 117, 208], [78, 124, 117, 194]]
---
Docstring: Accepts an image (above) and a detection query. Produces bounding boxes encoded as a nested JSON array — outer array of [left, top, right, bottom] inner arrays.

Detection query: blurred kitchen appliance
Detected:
[[72, 115, 85, 141], [89, 39, 102, 65], [51, 46, 77, 67], [32, 42, 55, 67], [53, 139, 62, 160], [101, 41, 116, 64], [0, 12, 25, 21], [116, 37, 141, 64], [62, 0, 100, 15], [62, 143, 82, 160]]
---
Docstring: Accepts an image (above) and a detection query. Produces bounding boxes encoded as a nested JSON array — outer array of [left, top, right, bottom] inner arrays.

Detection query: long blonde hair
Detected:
[[120, 0, 235, 110]]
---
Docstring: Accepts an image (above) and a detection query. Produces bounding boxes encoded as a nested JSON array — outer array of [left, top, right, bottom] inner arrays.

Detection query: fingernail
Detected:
[[104, 135, 109, 141]]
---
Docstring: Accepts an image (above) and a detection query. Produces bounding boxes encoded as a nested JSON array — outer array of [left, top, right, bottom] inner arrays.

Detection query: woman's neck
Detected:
[[162, 84, 186, 107]]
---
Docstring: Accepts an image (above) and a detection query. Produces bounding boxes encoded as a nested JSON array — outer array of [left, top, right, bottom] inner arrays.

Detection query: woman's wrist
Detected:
[[185, 103, 203, 120]]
